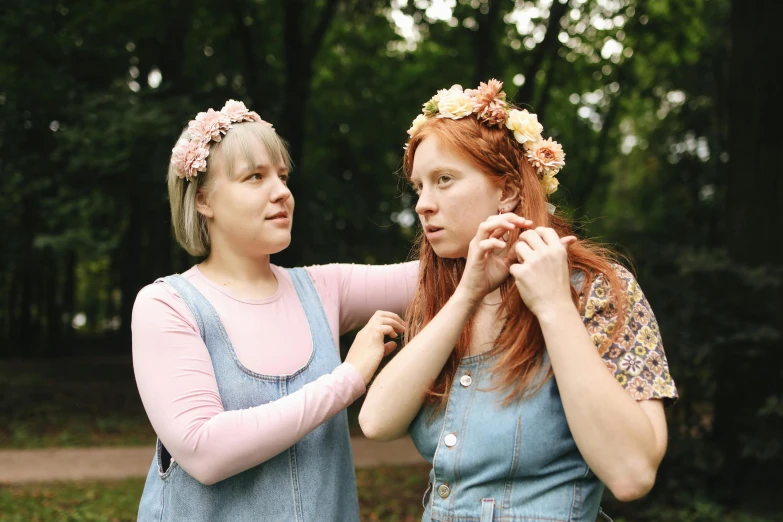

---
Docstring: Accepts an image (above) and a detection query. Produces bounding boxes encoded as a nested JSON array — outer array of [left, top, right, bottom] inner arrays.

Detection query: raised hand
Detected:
[[509, 227, 578, 319], [344, 311, 406, 385], [455, 213, 534, 305]]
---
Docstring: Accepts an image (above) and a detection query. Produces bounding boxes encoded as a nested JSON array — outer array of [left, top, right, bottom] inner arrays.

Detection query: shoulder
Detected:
[[132, 270, 201, 326], [134, 279, 181, 309]]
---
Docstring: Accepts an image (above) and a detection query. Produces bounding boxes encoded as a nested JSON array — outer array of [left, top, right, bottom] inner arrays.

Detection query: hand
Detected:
[[509, 227, 578, 319], [455, 213, 534, 306], [344, 311, 406, 385]]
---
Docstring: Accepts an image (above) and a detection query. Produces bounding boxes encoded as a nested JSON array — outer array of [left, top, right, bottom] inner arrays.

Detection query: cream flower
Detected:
[[188, 109, 231, 145], [505, 109, 543, 146], [526, 137, 566, 175], [423, 88, 448, 116], [437, 85, 475, 120], [541, 172, 560, 195], [407, 114, 428, 136], [171, 139, 209, 180]]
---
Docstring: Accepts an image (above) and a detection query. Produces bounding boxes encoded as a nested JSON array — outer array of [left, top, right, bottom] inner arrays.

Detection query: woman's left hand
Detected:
[[509, 227, 578, 319]]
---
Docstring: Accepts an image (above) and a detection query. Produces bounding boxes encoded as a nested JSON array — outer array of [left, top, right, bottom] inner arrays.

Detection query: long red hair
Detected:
[[402, 116, 628, 406]]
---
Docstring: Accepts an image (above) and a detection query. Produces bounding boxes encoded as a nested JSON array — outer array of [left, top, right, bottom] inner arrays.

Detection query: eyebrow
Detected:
[[411, 166, 459, 184], [239, 163, 289, 176]]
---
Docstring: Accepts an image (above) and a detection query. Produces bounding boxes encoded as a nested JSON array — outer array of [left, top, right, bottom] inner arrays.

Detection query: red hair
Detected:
[[402, 116, 628, 405]]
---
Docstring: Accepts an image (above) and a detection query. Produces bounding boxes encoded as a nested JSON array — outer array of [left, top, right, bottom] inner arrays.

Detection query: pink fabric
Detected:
[[131, 262, 418, 484]]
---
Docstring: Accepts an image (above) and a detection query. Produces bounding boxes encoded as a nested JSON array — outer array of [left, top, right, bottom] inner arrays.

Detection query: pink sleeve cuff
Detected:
[[335, 362, 367, 399]]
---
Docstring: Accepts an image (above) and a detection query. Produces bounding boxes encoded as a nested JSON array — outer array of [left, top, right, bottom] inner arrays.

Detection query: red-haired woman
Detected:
[[359, 81, 677, 522]]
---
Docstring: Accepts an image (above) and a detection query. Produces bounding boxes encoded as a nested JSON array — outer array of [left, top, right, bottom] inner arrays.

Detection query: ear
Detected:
[[498, 181, 521, 213], [195, 187, 214, 219]]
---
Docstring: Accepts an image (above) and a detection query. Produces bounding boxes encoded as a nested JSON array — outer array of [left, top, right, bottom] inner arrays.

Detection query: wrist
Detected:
[[452, 286, 482, 312], [534, 299, 579, 327]]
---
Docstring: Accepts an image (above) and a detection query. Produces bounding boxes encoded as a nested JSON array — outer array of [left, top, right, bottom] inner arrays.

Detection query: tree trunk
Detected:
[[725, 0, 782, 264], [473, 0, 503, 85], [281, 0, 341, 170], [711, 0, 783, 506], [515, 0, 567, 105]]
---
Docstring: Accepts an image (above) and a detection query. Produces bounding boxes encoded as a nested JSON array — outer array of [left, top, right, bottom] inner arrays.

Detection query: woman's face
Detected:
[[410, 136, 505, 258], [197, 139, 294, 257]]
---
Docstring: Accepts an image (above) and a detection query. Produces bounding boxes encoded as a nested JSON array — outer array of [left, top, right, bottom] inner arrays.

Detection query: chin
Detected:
[[269, 237, 292, 255], [430, 242, 468, 259]]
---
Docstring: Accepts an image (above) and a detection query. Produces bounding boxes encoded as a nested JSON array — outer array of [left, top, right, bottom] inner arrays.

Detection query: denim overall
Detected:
[[137, 269, 359, 522], [410, 273, 613, 522]]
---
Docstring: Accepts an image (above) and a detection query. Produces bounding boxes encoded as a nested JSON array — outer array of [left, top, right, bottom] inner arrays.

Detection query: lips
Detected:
[[266, 211, 288, 220], [425, 225, 443, 233]]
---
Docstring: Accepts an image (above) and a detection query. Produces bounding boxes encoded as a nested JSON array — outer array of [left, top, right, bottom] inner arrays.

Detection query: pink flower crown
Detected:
[[171, 100, 273, 181], [407, 79, 565, 196]]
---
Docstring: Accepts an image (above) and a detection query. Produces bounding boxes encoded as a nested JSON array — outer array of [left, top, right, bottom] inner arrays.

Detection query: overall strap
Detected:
[[286, 268, 337, 350]]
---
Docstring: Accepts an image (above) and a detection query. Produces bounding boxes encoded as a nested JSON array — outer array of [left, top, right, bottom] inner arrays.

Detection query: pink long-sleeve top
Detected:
[[131, 262, 419, 485]]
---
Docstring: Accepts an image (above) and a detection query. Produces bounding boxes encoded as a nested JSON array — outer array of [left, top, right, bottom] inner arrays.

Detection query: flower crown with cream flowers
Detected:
[[407, 79, 565, 196], [171, 100, 273, 181]]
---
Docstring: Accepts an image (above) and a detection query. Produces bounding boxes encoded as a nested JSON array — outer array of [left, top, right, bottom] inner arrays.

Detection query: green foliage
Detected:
[[1, 0, 779, 513]]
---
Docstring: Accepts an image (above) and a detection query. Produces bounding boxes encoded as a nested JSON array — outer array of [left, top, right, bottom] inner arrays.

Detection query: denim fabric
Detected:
[[409, 272, 612, 522], [137, 268, 359, 522]]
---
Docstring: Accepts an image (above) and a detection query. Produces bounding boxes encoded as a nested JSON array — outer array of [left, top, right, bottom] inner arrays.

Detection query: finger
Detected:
[[560, 235, 577, 247], [478, 214, 533, 241], [381, 324, 396, 338], [515, 240, 535, 262], [536, 227, 561, 247], [375, 311, 406, 328], [488, 221, 515, 239], [519, 229, 547, 250], [379, 315, 406, 332], [479, 237, 507, 253], [498, 212, 534, 228], [504, 239, 520, 265], [477, 217, 514, 241], [383, 341, 397, 355], [376, 310, 403, 320]]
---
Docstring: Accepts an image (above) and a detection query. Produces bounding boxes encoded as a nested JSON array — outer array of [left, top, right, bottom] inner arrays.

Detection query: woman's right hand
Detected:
[[455, 213, 533, 305], [345, 310, 406, 385]]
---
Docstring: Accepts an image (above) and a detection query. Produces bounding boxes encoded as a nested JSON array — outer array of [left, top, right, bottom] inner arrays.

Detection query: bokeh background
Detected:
[[1, 0, 780, 520]]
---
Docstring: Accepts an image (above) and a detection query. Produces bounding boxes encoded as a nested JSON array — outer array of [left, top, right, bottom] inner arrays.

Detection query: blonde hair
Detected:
[[167, 122, 292, 256]]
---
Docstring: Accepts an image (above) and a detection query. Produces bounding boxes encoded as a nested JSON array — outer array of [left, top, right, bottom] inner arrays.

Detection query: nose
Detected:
[[415, 187, 437, 216], [271, 175, 292, 204]]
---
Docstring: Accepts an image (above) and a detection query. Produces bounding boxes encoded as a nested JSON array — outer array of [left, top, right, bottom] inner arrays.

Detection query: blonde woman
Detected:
[[132, 101, 417, 521]]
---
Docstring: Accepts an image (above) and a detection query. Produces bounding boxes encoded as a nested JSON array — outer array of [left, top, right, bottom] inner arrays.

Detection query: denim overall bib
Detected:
[[137, 268, 360, 522], [410, 273, 612, 522]]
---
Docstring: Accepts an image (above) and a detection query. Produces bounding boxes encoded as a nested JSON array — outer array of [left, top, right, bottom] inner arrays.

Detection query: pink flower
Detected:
[[188, 109, 231, 145], [171, 140, 209, 180], [221, 99, 253, 121], [472, 79, 508, 126], [221, 99, 274, 128], [525, 137, 566, 175]]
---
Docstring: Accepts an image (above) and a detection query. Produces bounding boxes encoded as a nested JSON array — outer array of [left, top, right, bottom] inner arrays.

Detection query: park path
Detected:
[[0, 436, 425, 484]]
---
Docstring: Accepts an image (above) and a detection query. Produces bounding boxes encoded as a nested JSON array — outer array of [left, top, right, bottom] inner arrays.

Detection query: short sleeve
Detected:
[[580, 265, 678, 405]]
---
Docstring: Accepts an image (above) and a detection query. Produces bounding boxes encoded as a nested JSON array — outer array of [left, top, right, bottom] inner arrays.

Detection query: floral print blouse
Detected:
[[580, 265, 678, 405]]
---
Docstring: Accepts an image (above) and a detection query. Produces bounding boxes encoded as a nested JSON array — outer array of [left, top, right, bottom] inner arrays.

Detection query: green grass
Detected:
[[0, 478, 143, 522], [0, 466, 430, 522], [1, 468, 781, 522]]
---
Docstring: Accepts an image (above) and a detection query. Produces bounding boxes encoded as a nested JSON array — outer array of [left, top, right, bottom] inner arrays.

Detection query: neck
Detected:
[[198, 237, 278, 299], [481, 288, 503, 307]]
